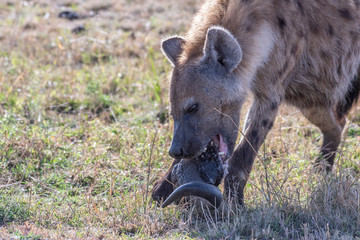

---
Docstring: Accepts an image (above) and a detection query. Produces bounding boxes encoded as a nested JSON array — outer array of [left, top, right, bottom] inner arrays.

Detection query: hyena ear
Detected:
[[203, 26, 242, 73], [161, 36, 186, 66]]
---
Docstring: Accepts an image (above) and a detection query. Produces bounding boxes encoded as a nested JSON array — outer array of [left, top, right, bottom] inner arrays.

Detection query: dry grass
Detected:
[[0, 0, 359, 239]]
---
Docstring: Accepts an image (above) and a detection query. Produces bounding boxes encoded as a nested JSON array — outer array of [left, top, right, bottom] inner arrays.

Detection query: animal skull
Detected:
[[162, 141, 226, 208]]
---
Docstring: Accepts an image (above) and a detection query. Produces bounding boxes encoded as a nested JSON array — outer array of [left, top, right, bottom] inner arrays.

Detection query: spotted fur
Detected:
[[152, 0, 360, 204]]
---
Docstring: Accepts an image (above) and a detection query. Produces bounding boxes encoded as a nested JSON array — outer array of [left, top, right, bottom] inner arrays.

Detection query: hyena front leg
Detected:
[[225, 97, 281, 204], [152, 158, 180, 204], [300, 107, 343, 171]]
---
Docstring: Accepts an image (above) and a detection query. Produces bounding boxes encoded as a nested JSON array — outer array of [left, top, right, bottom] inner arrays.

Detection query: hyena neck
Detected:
[[236, 23, 275, 88], [180, 0, 276, 89]]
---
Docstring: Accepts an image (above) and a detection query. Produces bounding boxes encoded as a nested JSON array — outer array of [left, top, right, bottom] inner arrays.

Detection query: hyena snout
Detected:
[[169, 139, 186, 159], [169, 135, 202, 159], [169, 122, 204, 159]]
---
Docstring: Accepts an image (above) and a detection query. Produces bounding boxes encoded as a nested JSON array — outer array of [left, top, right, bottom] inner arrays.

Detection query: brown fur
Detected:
[[152, 0, 360, 204]]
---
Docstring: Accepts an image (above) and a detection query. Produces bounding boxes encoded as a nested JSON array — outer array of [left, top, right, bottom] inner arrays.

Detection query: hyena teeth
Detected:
[[222, 161, 229, 176], [219, 152, 225, 156]]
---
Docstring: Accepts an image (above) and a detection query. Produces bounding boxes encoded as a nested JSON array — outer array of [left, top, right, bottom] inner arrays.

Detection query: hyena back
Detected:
[[152, 0, 360, 204]]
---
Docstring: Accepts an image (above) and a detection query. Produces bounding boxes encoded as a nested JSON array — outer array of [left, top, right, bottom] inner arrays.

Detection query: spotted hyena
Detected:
[[152, 0, 360, 205]]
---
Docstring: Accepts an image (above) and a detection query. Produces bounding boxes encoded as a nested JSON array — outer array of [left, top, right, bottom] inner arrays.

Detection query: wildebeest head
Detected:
[[162, 141, 225, 208], [160, 27, 246, 206]]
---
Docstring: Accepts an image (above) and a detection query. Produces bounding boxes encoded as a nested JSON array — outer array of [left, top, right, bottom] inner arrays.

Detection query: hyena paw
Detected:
[[151, 178, 174, 204]]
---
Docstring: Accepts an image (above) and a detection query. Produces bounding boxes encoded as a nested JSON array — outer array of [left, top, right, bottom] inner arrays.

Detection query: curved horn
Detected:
[[161, 181, 223, 208]]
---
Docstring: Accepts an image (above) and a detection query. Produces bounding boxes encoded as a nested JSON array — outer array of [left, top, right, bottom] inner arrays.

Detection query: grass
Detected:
[[0, 0, 359, 239]]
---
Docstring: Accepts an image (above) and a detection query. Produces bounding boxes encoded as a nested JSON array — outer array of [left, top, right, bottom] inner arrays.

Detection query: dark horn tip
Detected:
[[161, 181, 223, 208]]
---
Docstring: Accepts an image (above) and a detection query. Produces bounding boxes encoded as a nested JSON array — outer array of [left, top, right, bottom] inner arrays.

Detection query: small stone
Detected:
[[72, 25, 86, 34], [59, 11, 79, 21]]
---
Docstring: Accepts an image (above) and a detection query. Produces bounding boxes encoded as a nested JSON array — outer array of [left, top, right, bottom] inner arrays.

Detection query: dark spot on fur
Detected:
[[250, 129, 260, 145], [277, 17, 286, 31], [271, 101, 278, 110], [245, 23, 252, 32], [327, 24, 334, 36], [355, 0, 360, 8], [337, 64, 342, 76], [242, 0, 251, 3], [230, 144, 255, 170], [262, 119, 274, 129], [307, 60, 311, 68], [296, 0, 305, 15], [298, 30, 305, 38], [249, 12, 259, 22], [262, 119, 268, 127], [251, 129, 258, 138], [309, 22, 320, 34], [338, 9, 354, 20], [320, 50, 330, 61]]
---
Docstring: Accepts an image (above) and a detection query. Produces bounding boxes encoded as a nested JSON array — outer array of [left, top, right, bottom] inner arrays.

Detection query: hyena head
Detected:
[[162, 27, 246, 161]]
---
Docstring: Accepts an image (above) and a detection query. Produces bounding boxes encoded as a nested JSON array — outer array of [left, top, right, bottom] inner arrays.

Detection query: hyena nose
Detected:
[[169, 144, 184, 159]]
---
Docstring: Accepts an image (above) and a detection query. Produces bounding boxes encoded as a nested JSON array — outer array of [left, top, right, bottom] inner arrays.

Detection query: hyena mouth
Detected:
[[210, 134, 229, 163], [161, 134, 228, 208]]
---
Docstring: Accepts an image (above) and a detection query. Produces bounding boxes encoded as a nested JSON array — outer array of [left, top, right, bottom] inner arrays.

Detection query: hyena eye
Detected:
[[187, 104, 199, 114]]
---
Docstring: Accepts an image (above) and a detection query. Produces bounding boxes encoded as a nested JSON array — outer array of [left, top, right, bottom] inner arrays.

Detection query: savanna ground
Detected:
[[0, 0, 359, 239]]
